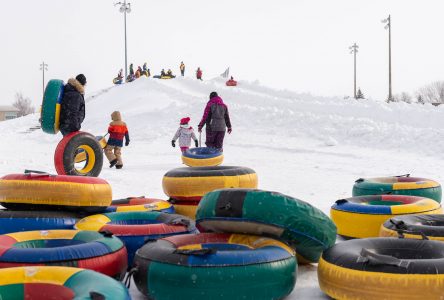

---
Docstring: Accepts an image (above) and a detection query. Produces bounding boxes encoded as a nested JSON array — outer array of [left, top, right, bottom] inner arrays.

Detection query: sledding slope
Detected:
[[1, 76, 444, 299]]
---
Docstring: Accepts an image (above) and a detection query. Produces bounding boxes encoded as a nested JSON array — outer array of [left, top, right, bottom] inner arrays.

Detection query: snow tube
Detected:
[[0, 171, 112, 212], [196, 188, 336, 263], [41, 79, 64, 134], [104, 196, 174, 213], [54, 131, 104, 177], [133, 233, 296, 300], [331, 195, 441, 239], [353, 175, 441, 203], [162, 166, 258, 218], [0, 266, 130, 300], [0, 230, 127, 279], [113, 77, 123, 85], [0, 211, 80, 234], [318, 237, 444, 299], [225, 79, 237, 86], [182, 147, 224, 167], [75, 211, 197, 265], [380, 214, 444, 241]]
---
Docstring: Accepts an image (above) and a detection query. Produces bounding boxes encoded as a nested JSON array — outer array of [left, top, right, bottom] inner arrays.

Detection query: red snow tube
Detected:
[[54, 131, 103, 177], [226, 80, 237, 86]]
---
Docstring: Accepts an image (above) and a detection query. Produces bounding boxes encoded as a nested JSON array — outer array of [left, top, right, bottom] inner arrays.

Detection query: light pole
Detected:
[[39, 61, 48, 98], [382, 15, 392, 102], [115, 1, 131, 79], [349, 43, 359, 99]]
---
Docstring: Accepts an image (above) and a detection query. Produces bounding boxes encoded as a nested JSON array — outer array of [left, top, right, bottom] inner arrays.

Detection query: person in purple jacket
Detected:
[[197, 91, 232, 151]]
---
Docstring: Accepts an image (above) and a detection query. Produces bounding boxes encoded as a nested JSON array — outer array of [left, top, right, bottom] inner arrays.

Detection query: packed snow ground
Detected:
[[1, 76, 444, 299]]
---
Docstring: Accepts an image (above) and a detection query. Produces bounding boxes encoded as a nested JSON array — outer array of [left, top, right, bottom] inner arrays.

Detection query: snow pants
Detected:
[[205, 130, 225, 151], [105, 145, 123, 166]]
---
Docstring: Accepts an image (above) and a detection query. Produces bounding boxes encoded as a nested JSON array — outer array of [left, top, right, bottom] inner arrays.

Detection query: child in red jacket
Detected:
[[105, 111, 130, 169]]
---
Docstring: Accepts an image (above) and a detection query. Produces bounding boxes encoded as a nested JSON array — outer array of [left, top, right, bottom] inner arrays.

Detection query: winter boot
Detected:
[[116, 165, 123, 169], [109, 159, 118, 168]]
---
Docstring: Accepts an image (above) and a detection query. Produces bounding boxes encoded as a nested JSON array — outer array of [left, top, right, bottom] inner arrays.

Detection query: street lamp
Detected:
[[349, 43, 359, 99], [114, 1, 131, 79], [382, 15, 393, 102], [39, 61, 48, 99]]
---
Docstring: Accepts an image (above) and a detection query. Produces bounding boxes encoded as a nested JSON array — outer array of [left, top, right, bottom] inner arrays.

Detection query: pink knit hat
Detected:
[[180, 117, 190, 125]]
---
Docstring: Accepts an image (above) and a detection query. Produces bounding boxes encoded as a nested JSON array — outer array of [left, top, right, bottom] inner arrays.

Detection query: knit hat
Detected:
[[76, 74, 87, 86], [209, 91, 218, 99], [180, 117, 190, 125]]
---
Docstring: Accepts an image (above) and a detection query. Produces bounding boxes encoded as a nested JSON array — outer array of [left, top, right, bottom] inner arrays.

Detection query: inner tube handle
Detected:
[[174, 248, 217, 256], [24, 170, 51, 177], [396, 229, 429, 240], [335, 199, 348, 205], [168, 218, 191, 229], [389, 218, 407, 229], [357, 248, 410, 269], [89, 292, 106, 300], [355, 178, 364, 183], [394, 174, 410, 177]]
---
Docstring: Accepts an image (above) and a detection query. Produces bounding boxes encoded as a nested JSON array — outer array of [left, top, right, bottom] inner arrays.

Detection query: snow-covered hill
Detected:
[[1, 77, 444, 299]]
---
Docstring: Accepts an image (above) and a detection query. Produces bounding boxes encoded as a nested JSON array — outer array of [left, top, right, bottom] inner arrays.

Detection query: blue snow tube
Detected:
[[182, 147, 224, 167]]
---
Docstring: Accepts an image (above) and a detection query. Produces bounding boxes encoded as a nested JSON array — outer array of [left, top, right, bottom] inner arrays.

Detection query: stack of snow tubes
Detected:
[[319, 175, 444, 299], [132, 188, 336, 299], [162, 166, 258, 218]]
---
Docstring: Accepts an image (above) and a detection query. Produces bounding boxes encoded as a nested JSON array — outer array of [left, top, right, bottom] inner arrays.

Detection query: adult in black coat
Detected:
[[59, 74, 86, 136]]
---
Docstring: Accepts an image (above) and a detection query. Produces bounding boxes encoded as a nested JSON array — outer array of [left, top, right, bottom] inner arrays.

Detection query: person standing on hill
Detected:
[[59, 74, 86, 136], [198, 91, 232, 151], [196, 67, 203, 80], [105, 111, 130, 169], [180, 62, 185, 76]]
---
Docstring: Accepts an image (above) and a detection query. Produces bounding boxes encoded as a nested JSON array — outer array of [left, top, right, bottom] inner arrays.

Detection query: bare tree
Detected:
[[416, 81, 444, 104], [394, 92, 412, 103], [13, 92, 35, 117]]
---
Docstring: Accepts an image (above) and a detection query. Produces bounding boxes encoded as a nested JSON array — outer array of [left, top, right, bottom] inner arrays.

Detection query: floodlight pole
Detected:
[[115, 1, 131, 79], [383, 15, 393, 102], [39, 61, 48, 99], [349, 43, 359, 99]]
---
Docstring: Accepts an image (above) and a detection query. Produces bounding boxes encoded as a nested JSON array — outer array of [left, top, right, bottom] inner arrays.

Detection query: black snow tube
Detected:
[[318, 237, 444, 299], [380, 214, 444, 241]]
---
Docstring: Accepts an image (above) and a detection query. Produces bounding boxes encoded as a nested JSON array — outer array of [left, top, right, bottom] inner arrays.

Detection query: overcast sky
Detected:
[[2, 0, 444, 106]]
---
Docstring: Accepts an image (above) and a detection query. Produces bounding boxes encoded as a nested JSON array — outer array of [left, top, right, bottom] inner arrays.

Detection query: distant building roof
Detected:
[[0, 106, 19, 112]]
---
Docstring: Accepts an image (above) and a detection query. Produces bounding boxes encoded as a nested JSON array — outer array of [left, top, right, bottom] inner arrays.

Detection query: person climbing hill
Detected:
[[180, 62, 185, 76], [198, 92, 232, 151], [105, 111, 130, 169], [172, 117, 198, 153], [59, 74, 86, 136], [196, 67, 203, 80]]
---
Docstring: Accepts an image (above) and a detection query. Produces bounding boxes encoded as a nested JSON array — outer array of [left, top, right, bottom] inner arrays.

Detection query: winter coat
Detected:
[[107, 111, 130, 147], [59, 78, 85, 134], [172, 125, 197, 147], [180, 63, 185, 71], [196, 69, 202, 79], [198, 96, 231, 132]]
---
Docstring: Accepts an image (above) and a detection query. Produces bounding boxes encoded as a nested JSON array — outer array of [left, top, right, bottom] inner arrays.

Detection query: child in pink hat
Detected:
[[171, 117, 199, 153]]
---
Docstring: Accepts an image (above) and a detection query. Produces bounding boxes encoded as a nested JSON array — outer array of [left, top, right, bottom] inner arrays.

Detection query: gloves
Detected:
[[227, 128, 232, 134], [125, 140, 130, 146], [195, 140, 199, 147], [171, 140, 176, 147]]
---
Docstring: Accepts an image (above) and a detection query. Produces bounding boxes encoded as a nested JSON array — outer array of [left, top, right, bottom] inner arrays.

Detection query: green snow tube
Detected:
[[133, 233, 296, 300], [41, 79, 64, 134], [353, 175, 441, 203], [195, 188, 337, 263]]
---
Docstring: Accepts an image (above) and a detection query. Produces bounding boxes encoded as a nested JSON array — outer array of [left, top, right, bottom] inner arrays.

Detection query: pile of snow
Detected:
[[1, 76, 444, 299]]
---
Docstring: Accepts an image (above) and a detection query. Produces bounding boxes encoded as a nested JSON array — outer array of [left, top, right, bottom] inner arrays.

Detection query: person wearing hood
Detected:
[[180, 62, 185, 76], [59, 74, 86, 136], [197, 91, 232, 151], [105, 111, 130, 169], [172, 117, 198, 153]]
